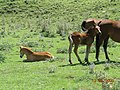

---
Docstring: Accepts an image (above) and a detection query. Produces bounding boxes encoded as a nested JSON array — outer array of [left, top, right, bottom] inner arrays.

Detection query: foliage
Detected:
[[0, 0, 119, 37], [107, 39, 118, 48], [0, 0, 120, 90], [0, 42, 12, 51], [0, 52, 5, 63], [56, 47, 68, 54], [21, 41, 39, 47]]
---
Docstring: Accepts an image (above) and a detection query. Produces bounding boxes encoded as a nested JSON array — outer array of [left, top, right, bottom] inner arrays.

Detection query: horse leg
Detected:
[[84, 45, 91, 64], [68, 42, 73, 64], [74, 44, 82, 64], [103, 36, 110, 61], [95, 34, 104, 62], [68, 35, 73, 64]]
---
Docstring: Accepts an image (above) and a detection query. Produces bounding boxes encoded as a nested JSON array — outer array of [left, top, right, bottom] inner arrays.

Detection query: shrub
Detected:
[[22, 41, 39, 47], [11, 33, 20, 38], [0, 42, 12, 51], [41, 19, 50, 33], [56, 47, 68, 54], [0, 52, 5, 63], [42, 31, 50, 37], [57, 22, 68, 36], [107, 39, 117, 48], [23, 33, 33, 38], [0, 30, 6, 37]]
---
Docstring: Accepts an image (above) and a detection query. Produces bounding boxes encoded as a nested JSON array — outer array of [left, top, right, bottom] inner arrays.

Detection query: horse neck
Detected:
[[87, 31, 96, 38], [23, 48, 33, 55]]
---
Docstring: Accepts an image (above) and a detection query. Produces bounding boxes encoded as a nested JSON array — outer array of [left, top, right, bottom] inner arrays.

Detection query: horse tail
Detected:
[[51, 55, 54, 59], [96, 34, 100, 47], [68, 34, 73, 44], [68, 34, 73, 54], [48, 52, 54, 59], [47, 53, 54, 59]]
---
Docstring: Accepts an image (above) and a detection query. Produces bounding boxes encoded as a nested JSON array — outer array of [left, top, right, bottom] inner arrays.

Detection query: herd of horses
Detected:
[[20, 18, 120, 64]]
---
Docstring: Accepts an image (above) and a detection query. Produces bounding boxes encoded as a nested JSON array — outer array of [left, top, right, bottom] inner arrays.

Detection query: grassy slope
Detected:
[[0, 0, 120, 90]]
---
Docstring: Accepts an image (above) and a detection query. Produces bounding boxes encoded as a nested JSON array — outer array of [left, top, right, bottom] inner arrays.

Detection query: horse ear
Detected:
[[81, 21, 87, 31], [20, 46, 23, 49], [97, 21, 102, 26]]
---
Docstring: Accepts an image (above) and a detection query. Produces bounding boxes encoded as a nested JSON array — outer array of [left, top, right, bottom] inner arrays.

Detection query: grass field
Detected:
[[0, 0, 120, 90]]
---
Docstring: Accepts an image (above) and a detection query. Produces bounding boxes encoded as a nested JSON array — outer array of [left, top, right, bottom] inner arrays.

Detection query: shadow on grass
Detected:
[[59, 63, 80, 67], [59, 62, 88, 67], [17, 60, 37, 63], [59, 60, 120, 67], [17, 59, 48, 63], [94, 60, 120, 65]]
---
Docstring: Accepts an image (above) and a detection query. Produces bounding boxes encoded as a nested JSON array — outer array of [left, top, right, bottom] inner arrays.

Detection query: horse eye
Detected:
[[93, 24, 96, 27]]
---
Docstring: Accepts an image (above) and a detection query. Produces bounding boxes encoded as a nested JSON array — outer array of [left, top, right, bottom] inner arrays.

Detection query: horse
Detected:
[[20, 46, 54, 62], [68, 24, 101, 64], [81, 19, 120, 62]]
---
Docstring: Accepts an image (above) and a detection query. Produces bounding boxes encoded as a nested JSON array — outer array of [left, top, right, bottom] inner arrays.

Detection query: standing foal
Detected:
[[68, 25, 101, 64]]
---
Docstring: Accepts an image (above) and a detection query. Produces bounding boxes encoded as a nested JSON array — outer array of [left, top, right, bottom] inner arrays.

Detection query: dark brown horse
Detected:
[[68, 25, 101, 64], [81, 19, 120, 62]]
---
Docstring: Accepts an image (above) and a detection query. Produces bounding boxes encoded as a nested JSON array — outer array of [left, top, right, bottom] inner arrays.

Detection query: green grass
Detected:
[[0, 0, 120, 90], [0, 30, 120, 89]]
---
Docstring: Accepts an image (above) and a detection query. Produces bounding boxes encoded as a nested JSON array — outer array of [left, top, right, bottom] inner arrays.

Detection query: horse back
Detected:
[[33, 52, 53, 58]]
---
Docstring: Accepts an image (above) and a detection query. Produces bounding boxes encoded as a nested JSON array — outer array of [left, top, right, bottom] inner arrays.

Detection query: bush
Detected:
[[42, 31, 50, 37], [0, 53, 5, 63], [0, 42, 12, 51], [56, 47, 68, 54], [0, 30, 6, 37], [57, 22, 69, 36], [22, 41, 39, 47], [107, 39, 117, 48]]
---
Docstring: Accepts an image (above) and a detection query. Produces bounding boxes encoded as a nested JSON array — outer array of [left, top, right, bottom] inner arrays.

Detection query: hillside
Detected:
[[0, 0, 120, 33], [0, 0, 120, 90], [0, 0, 120, 20]]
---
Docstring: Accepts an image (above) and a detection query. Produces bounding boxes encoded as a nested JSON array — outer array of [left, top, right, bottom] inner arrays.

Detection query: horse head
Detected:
[[20, 46, 24, 58], [20, 46, 33, 58], [81, 19, 102, 35]]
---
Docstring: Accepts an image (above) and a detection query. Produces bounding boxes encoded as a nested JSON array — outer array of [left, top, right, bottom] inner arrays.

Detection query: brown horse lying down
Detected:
[[20, 46, 54, 62], [68, 25, 101, 64]]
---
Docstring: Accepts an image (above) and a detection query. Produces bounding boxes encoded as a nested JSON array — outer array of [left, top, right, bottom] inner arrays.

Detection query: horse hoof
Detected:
[[86, 61, 90, 65], [69, 60, 72, 64], [79, 61, 83, 64], [69, 62, 72, 64], [82, 61, 89, 65], [107, 60, 110, 63], [96, 59, 99, 62]]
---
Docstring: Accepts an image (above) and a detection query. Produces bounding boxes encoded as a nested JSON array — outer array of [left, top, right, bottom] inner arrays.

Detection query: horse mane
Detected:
[[20, 46, 33, 53]]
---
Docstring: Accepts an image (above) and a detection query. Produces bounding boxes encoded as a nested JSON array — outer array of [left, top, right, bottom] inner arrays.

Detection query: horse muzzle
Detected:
[[20, 55, 23, 58], [96, 26, 102, 35], [98, 29, 102, 35]]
